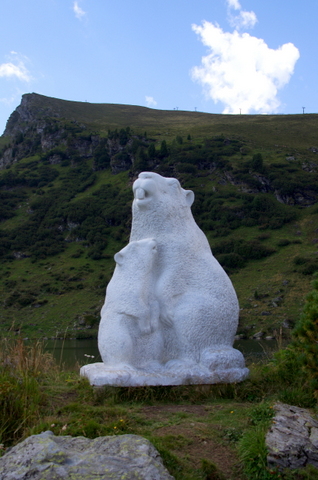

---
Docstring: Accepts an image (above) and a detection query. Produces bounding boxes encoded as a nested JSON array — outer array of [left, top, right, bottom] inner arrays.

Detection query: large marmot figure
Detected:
[[82, 172, 248, 386], [130, 172, 244, 372]]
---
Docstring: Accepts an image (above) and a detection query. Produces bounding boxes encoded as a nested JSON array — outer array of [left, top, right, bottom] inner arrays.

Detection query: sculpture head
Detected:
[[132, 172, 194, 211], [114, 238, 157, 270]]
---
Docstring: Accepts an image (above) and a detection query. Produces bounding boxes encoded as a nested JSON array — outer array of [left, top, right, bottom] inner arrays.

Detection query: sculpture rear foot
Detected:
[[200, 346, 249, 382]]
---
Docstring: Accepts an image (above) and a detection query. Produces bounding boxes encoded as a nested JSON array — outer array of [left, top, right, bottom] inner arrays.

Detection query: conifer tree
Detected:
[[160, 140, 168, 158], [293, 274, 318, 398]]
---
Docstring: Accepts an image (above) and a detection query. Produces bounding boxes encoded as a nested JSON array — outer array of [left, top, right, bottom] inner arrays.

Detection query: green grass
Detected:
[[1, 337, 318, 479]]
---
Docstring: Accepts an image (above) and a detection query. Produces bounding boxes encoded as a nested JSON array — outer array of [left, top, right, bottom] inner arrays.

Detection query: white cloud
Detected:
[[191, 21, 300, 114], [0, 93, 17, 106], [226, 0, 241, 10], [229, 10, 257, 29], [73, 1, 86, 20], [0, 54, 31, 82], [145, 96, 157, 108], [225, 0, 257, 30]]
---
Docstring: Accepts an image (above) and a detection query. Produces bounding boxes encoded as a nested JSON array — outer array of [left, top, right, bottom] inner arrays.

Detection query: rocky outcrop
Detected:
[[0, 430, 174, 479], [0, 147, 16, 169], [0, 93, 137, 172], [266, 402, 318, 470], [220, 170, 317, 206], [4, 93, 60, 137], [274, 190, 317, 206]]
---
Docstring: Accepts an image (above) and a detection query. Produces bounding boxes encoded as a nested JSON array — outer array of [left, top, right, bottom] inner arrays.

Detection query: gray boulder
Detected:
[[0, 431, 174, 480], [266, 402, 318, 470]]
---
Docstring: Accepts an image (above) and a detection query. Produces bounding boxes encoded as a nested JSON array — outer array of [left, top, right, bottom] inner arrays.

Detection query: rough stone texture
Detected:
[[0, 431, 174, 480], [81, 172, 248, 386], [266, 402, 318, 470]]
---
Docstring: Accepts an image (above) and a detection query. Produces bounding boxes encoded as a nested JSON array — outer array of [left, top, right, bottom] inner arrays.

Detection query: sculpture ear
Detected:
[[114, 252, 124, 265], [185, 190, 195, 206]]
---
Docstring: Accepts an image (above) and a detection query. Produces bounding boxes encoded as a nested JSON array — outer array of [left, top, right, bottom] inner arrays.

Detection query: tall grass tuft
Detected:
[[0, 338, 57, 447], [238, 423, 280, 480]]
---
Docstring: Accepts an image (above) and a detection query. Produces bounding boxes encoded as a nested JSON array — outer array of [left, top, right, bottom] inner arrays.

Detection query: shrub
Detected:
[[293, 256, 308, 266], [293, 256, 318, 275], [277, 239, 291, 247], [242, 195, 297, 229], [212, 238, 275, 264], [94, 153, 110, 170], [215, 252, 245, 270], [250, 153, 264, 172], [176, 163, 197, 175]]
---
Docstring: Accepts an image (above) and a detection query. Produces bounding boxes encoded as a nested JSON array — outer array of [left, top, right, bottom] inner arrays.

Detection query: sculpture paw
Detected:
[[160, 313, 173, 328]]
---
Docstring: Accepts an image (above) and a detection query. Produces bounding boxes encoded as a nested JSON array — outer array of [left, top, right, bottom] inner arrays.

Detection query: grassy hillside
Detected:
[[5, 92, 318, 147], [1, 93, 318, 340]]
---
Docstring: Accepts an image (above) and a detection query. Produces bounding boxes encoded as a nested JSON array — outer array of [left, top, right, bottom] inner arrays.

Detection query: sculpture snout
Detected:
[[135, 187, 146, 200]]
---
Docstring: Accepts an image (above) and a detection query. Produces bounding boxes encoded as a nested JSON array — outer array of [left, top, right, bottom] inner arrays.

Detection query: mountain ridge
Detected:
[[4, 92, 318, 148]]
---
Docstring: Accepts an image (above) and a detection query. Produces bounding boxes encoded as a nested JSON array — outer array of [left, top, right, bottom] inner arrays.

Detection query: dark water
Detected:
[[44, 338, 101, 369], [43, 338, 281, 369], [234, 338, 282, 362]]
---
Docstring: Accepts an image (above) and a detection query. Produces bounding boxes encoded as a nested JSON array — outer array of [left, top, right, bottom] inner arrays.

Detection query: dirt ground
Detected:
[[140, 404, 248, 479]]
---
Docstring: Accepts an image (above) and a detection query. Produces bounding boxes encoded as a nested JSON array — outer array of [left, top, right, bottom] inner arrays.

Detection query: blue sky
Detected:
[[1, 0, 317, 134]]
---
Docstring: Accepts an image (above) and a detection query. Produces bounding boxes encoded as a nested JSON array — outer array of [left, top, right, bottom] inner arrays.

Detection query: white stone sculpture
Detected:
[[80, 172, 249, 386]]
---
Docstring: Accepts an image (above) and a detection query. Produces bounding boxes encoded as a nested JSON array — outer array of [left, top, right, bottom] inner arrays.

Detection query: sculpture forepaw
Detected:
[[160, 313, 174, 328]]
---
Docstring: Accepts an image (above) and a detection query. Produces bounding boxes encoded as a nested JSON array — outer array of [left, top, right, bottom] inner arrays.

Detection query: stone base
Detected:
[[80, 348, 249, 387]]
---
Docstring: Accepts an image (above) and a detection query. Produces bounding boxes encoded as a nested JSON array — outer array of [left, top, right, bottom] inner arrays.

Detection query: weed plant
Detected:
[[0, 338, 56, 446]]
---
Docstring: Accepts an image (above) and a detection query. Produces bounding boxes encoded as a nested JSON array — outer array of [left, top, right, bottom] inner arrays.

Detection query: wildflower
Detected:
[[62, 424, 67, 431], [230, 411, 234, 414], [51, 424, 55, 428], [120, 419, 124, 422]]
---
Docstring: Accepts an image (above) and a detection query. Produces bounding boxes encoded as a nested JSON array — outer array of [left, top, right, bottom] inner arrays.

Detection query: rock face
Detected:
[[266, 403, 318, 470], [1, 93, 135, 173], [81, 172, 249, 386], [0, 431, 174, 480]]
